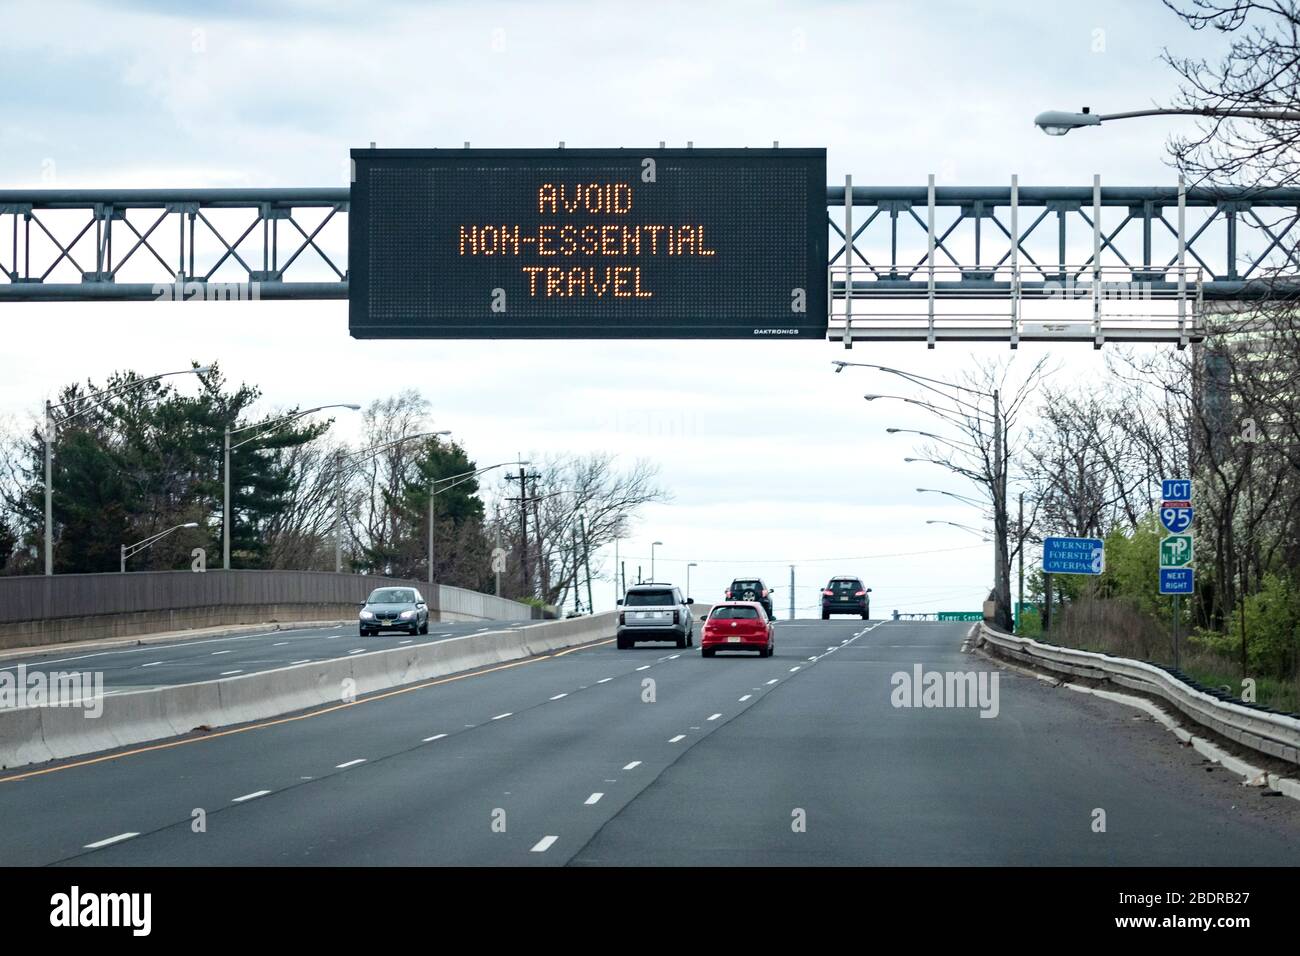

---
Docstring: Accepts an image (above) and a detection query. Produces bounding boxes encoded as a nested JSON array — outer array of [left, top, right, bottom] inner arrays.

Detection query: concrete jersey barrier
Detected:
[[0, 612, 618, 771]]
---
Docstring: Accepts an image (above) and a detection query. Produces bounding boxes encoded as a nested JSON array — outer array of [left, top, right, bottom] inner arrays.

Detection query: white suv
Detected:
[[617, 584, 694, 649]]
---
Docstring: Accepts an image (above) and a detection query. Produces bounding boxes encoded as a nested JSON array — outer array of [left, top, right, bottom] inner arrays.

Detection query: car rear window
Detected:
[[711, 606, 760, 620], [730, 581, 762, 592], [830, 580, 862, 592], [369, 588, 416, 603], [624, 590, 674, 606]]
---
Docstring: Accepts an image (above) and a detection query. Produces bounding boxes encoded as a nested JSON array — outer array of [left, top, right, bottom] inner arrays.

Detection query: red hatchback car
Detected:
[[700, 601, 775, 658]]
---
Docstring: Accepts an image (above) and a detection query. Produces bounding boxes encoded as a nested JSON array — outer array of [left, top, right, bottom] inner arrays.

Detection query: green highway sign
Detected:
[[937, 611, 984, 621], [1160, 534, 1194, 568]]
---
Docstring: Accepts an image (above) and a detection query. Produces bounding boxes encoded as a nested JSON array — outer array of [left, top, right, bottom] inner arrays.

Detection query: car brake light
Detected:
[[673, 610, 679, 625], [760, 589, 767, 597], [619, 612, 625, 625], [725, 590, 732, 599], [823, 589, 834, 597], [855, 590, 865, 596]]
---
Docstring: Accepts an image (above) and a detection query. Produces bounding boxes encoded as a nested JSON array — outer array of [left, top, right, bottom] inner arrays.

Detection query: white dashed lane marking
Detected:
[[708, 713, 722, 721], [335, 759, 366, 769], [623, 761, 641, 770], [531, 835, 558, 852], [549, 693, 568, 700], [232, 790, 270, 803], [669, 734, 686, 743], [423, 734, 447, 742], [84, 833, 138, 849], [739, 694, 752, 701], [492, 712, 512, 720], [584, 793, 604, 805]]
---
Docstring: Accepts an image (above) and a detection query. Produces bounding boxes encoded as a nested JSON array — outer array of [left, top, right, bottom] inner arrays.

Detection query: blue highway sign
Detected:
[[1160, 567, 1195, 595], [1042, 537, 1105, 575], [1161, 478, 1192, 502]]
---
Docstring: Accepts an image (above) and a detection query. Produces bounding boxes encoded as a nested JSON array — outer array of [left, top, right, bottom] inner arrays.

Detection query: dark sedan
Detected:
[[359, 587, 430, 636]]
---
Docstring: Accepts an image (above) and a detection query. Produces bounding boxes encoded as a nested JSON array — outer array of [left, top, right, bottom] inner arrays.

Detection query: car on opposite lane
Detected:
[[359, 586, 431, 636], [700, 601, 775, 657], [821, 576, 871, 619]]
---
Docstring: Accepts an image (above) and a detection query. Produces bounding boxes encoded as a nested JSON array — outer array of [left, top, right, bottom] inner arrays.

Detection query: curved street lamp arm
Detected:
[[50, 366, 212, 425]]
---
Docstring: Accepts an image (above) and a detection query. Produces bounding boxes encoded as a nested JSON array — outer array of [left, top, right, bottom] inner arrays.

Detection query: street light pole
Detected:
[[1035, 105, 1300, 136], [44, 401, 53, 576], [223, 426, 232, 570], [42, 366, 211, 576], [224, 402, 360, 571], [121, 521, 200, 573], [651, 541, 663, 582]]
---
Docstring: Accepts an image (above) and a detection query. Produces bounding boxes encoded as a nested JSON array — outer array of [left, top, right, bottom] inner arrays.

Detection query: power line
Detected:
[[616, 543, 987, 565]]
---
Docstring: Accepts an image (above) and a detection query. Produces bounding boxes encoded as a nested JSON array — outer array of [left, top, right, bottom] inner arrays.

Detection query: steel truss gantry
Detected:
[[2, 178, 1297, 347]]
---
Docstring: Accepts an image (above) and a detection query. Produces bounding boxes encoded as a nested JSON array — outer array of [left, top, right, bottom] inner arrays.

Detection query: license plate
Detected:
[[727, 636, 741, 643], [639, 612, 651, 619]]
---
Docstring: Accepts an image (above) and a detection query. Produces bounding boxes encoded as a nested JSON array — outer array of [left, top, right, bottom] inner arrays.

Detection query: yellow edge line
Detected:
[[0, 636, 613, 785]]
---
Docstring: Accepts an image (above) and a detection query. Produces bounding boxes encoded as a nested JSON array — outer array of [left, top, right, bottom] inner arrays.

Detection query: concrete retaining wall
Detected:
[[0, 571, 534, 650], [0, 611, 617, 771]]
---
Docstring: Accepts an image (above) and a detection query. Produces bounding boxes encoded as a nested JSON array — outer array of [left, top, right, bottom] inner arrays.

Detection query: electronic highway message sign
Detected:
[[348, 147, 827, 339]]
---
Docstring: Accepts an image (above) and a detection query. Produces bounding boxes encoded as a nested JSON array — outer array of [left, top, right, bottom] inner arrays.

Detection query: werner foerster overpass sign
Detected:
[[348, 147, 828, 339]]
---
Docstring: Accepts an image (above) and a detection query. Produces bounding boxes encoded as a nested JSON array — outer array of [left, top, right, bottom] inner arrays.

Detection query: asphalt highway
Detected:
[[1, 619, 1298, 866], [0, 619, 531, 690]]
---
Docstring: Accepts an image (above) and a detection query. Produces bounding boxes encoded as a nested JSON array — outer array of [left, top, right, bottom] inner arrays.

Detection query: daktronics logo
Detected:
[[753, 329, 802, 335], [49, 886, 151, 936]]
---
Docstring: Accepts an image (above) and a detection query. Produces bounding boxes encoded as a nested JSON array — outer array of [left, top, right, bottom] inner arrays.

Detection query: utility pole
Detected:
[[44, 401, 53, 576], [992, 387, 1013, 632], [427, 488, 436, 588], [504, 465, 542, 601], [334, 449, 345, 573], [571, 523, 581, 614], [579, 512, 594, 615], [222, 423, 231, 570], [789, 565, 795, 620], [494, 503, 502, 597], [1017, 491, 1024, 633]]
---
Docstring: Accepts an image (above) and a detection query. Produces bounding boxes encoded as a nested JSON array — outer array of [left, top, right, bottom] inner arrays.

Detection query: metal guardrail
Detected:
[[976, 623, 1300, 768]]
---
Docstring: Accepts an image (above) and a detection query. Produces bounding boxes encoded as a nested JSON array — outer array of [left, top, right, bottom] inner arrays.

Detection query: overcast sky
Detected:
[[0, 0, 1226, 614]]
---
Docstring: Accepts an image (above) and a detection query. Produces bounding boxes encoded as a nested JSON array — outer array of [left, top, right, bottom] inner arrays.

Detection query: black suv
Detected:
[[726, 578, 774, 618], [821, 576, 871, 619]]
